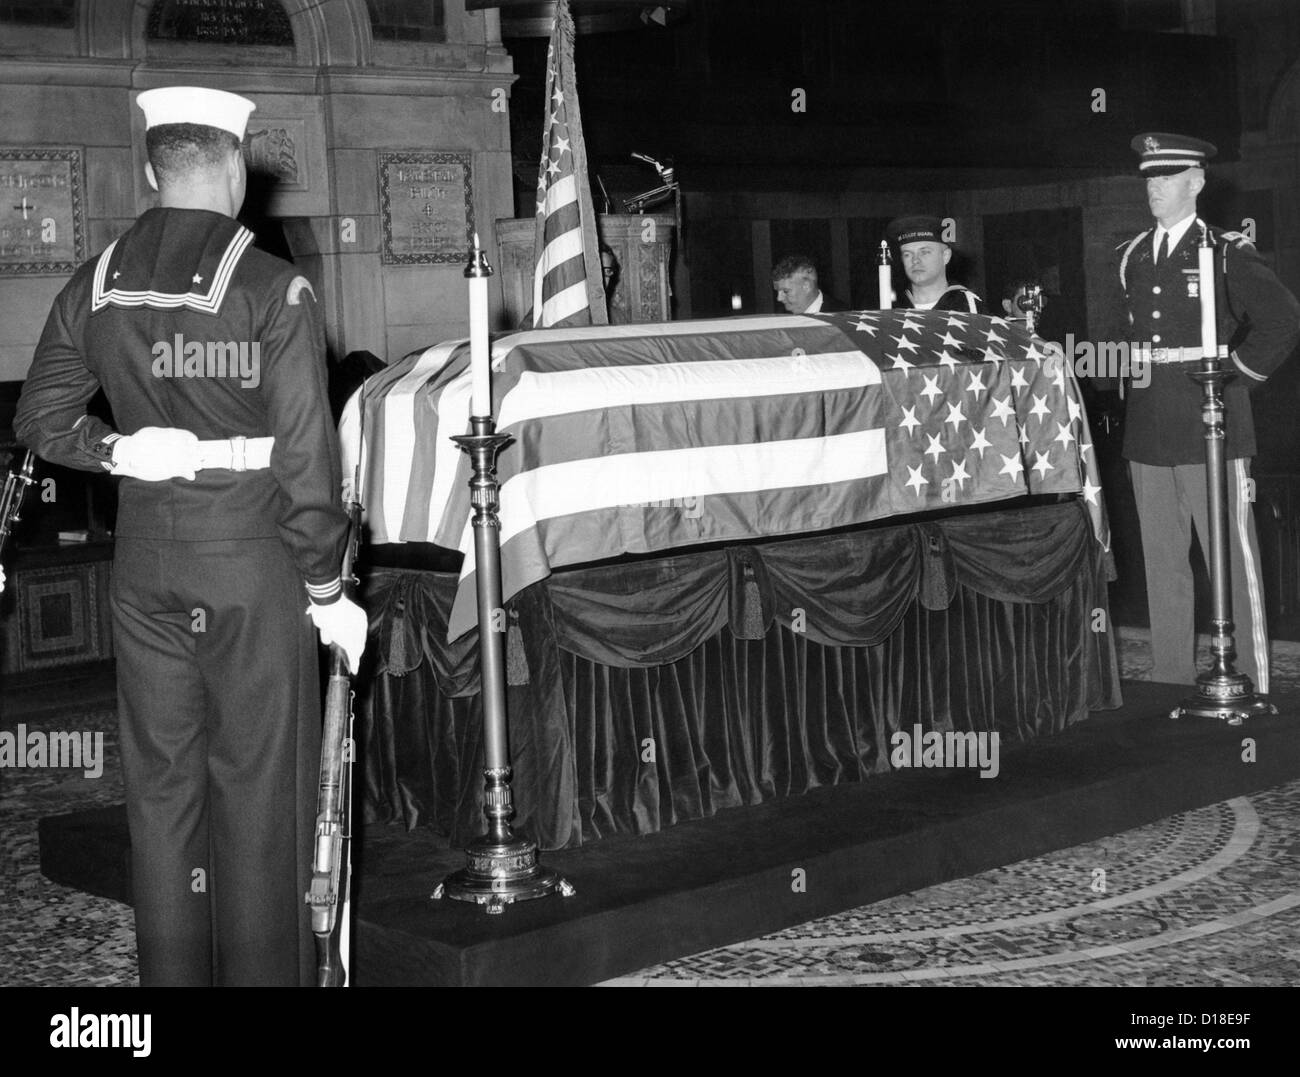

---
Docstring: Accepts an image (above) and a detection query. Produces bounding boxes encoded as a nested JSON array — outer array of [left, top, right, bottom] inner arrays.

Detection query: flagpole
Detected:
[[532, 0, 606, 328], [433, 239, 574, 913], [557, 0, 607, 325]]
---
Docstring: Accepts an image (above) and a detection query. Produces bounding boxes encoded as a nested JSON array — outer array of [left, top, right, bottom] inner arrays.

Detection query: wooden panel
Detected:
[[495, 214, 675, 329]]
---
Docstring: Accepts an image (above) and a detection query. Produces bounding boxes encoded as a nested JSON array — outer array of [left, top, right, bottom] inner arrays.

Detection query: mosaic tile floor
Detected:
[[3, 628, 1298, 988]]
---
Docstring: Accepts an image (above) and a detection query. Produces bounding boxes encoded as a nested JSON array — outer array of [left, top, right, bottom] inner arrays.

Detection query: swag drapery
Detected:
[[360, 499, 1120, 851]]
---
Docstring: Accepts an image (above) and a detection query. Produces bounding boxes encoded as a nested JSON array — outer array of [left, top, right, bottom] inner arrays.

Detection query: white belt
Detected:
[[196, 436, 274, 471], [1132, 346, 1204, 364]]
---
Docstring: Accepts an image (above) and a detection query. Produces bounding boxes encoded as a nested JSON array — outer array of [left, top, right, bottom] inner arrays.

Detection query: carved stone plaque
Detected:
[[245, 117, 307, 191], [379, 151, 474, 265], [0, 148, 85, 276]]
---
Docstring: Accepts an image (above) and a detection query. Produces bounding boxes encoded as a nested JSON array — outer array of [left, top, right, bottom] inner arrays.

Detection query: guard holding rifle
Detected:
[[1117, 132, 1300, 695], [15, 86, 367, 986]]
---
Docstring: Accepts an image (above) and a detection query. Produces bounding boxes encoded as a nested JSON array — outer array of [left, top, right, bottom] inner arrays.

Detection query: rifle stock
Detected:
[[0, 450, 36, 559], [306, 500, 362, 987]]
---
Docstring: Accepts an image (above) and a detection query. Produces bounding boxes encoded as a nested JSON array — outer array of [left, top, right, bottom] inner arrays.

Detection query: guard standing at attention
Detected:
[[15, 86, 368, 986], [1117, 131, 1300, 695], [885, 216, 987, 313]]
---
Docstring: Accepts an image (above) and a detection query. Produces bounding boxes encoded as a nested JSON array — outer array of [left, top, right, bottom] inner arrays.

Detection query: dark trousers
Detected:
[[1129, 459, 1270, 693], [111, 537, 320, 986]]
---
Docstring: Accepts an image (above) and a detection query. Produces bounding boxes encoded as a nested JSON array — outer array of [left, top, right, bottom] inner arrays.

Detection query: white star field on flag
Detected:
[[817, 309, 1109, 549]]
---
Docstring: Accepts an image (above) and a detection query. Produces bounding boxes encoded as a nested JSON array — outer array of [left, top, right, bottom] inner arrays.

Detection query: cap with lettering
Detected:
[[1131, 132, 1217, 177], [136, 86, 256, 140], [886, 215, 946, 247]]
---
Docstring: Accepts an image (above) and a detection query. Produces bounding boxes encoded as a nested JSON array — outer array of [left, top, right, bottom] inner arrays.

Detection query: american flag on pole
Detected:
[[343, 309, 1110, 642], [531, 0, 608, 328]]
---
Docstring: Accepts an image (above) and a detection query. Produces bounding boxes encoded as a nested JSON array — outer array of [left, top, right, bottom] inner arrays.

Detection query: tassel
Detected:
[[741, 563, 765, 639], [506, 609, 530, 685], [386, 590, 409, 674]]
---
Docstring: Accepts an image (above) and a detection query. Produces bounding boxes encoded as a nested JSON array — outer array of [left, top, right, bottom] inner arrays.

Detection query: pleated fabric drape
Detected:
[[361, 500, 1120, 850]]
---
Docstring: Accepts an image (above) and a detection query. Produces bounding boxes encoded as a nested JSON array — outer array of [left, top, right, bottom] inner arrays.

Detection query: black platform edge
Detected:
[[37, 681, 1300, 986]]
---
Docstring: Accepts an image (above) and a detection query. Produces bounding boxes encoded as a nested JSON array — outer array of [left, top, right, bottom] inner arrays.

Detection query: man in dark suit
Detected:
[[15, 86, 368, 985], [1117, 131, 1300, 694], [770, 254, 848, 313]]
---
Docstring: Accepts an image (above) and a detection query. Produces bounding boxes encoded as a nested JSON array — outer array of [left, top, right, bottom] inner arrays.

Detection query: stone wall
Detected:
[[0, 0, 518, 381]]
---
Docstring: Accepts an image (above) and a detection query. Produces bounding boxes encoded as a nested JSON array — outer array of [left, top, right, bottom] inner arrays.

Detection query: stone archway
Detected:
[[79, 0, 374, 66]]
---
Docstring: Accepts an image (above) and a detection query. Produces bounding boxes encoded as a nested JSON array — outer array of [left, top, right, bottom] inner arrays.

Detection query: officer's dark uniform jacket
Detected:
[[901, 284, 986, 314], [15, 207, 347, 591], [1117, 219, 1300, 465]]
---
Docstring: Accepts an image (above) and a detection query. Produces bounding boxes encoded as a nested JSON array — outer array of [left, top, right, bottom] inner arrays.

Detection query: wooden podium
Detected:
[[494, 214, 675, 328]]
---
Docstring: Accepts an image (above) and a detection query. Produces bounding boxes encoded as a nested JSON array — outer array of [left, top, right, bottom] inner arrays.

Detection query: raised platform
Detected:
[[39, 681, 1299, 986]]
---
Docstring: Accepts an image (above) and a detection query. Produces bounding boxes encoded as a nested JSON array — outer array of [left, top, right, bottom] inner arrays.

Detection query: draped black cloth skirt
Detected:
[[360, 500, 1120, 850]]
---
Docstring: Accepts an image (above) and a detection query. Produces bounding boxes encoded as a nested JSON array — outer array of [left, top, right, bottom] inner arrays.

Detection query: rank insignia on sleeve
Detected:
[[287, 275, 316, 306]]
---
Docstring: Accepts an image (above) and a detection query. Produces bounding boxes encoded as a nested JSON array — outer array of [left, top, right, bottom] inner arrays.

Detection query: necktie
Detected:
[[1155, 231, 1170, 267]]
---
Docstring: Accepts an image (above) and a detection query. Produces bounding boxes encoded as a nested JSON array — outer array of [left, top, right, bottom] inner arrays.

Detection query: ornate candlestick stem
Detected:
[[432, 245, 574, 912], [1170, 226, 1276, 725]]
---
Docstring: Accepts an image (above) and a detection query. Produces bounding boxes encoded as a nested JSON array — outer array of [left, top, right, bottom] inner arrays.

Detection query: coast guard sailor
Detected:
[[1117, 131, 1300, 695], [15, 86, 368, 986], [885, 215, 986, 313]]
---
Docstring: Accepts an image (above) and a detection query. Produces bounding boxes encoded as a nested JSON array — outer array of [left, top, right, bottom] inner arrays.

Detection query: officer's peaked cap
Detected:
[[1131, 132, 1217, 177]]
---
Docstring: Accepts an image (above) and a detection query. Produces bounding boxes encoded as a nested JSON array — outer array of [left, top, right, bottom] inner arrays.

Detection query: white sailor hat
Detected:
[[1131, 132, 1217, 176], [136, 86, 256, 140]]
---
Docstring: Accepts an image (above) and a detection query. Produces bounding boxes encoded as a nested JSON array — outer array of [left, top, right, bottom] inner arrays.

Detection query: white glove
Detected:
[[306, 597, 368, 674], [0, 564, 5, 594], [111, 427, 203, 481]]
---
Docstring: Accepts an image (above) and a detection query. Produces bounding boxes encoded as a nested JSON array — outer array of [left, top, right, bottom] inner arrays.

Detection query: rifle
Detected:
[[0, 450, 36, 558], [306, 497, 362, 987]]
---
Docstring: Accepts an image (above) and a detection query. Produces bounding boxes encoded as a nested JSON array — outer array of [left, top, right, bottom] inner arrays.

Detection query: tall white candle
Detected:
[[877, 240, 892, 310], [466, 232, 492, 417], [1198, 228, 1216, 357]]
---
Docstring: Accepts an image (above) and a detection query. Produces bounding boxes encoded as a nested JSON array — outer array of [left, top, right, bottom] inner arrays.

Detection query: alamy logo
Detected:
[[50, 1009, 150, 1057], [623, 495, 703, 519], [0, 723, 104, 778], [152, 334, 260, 388], [889, 724, 1000, 779]]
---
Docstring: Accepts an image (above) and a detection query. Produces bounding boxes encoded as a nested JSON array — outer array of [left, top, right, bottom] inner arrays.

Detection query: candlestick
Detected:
[[877, 240, 892, 310], [433, 417, 574, 912], [465, 233, 493, 418], [1170, 223, 1276, 725]]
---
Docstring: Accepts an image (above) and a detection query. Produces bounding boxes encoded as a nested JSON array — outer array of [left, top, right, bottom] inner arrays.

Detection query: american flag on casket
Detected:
[[340, 310, 1110, 641]]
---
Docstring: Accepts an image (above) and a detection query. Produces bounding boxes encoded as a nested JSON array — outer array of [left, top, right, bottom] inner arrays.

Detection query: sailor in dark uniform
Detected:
[[15, 86, 368, 986], [885, 216, 987, 314], [1118, 132, 1300, 694]]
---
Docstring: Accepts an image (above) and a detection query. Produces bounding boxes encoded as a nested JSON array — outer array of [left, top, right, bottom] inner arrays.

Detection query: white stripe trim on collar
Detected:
[[91, 227, 255, 314]]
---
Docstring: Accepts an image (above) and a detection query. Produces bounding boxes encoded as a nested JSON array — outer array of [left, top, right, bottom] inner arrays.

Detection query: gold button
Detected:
[[1152, 311, 1161, 319], [1153, 286, 1162, 295], [1153, 334, 1162, 343]]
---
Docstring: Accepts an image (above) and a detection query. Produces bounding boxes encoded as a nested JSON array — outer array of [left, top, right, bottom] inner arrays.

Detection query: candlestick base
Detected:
[[432, 836, 575, 914], [1169, 670, 1277, 726]]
